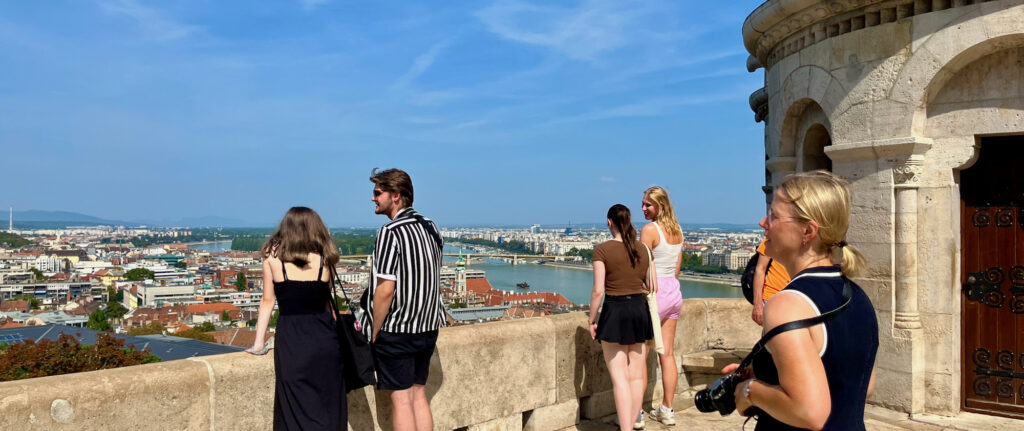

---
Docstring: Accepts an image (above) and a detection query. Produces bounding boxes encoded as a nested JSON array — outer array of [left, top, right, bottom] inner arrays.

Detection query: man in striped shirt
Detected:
[[363, 168, 444, 431]]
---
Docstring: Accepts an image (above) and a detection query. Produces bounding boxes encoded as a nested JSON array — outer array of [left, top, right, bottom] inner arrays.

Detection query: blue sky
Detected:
[[1, 0, 767, 227]]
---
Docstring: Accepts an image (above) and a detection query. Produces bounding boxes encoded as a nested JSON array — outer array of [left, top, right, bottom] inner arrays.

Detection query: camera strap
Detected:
[[737, 277, 853, 371]]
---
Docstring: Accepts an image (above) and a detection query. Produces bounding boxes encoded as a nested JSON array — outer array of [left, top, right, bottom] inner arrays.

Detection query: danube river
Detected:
[[442, 245, 741, 305], [189, 241, 742, 305]]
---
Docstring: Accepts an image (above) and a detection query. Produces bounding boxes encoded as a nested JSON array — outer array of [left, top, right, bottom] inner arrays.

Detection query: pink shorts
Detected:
[[656, 277, 682, 320]]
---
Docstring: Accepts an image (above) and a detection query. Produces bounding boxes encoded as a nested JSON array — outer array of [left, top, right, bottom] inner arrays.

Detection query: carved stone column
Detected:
[[892, 159, 923, 329]]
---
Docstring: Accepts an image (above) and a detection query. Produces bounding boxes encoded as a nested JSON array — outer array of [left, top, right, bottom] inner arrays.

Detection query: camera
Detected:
[[694, 372, 744, 416]]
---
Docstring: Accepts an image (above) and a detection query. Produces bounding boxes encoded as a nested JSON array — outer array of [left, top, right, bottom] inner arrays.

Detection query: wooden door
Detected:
[[960, 136, 1024, 418]]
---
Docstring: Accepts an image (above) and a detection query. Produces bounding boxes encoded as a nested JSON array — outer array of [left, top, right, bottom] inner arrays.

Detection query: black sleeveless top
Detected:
[[750, 265, 878, 430], [275, 257, 332, 316]]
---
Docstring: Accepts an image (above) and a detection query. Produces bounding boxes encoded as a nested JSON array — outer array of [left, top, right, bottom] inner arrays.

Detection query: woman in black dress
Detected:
[[724, 171, 878, 430], [247, 207, 344, 430]]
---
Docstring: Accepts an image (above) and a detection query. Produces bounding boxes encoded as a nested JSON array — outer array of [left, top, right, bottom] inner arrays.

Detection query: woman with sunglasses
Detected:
[[724, 171, 877, 430]]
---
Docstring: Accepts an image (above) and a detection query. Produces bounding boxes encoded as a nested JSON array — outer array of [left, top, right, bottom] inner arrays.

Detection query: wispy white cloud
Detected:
[[97, 0, 199, 41], [475, 0, 638, 61], [299, 0, 330, 12], [392, 38, 454, 90]]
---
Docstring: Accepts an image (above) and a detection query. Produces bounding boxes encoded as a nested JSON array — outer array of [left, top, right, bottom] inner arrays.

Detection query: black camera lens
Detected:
[[694, 388, 716, 413], [693, 373, 739, 416]]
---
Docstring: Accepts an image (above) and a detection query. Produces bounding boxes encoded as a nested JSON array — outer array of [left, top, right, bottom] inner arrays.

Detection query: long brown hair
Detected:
[[261, 207, 339, 269], [607, 204, 639, 267]]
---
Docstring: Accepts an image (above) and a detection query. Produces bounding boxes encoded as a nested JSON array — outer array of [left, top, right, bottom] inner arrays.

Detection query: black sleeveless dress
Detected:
[[273, 258, 345, 430], [750, 265, 878, 430]]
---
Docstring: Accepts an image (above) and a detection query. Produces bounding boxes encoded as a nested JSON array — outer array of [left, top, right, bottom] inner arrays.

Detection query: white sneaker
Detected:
[[633, 410, 645, 430], [648, 405, 675, 426]]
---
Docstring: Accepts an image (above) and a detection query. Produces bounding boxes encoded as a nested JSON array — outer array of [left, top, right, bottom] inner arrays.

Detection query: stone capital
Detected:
[[825, 136, 932, 163], [766, 156, 797, 175], [891, 160, 923, 188]]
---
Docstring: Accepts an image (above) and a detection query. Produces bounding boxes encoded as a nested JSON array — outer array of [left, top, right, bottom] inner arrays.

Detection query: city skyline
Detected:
[[2, 0, 767, 226]]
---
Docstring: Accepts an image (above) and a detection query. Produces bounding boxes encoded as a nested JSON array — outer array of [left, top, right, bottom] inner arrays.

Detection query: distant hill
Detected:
[[12, 210, 141, 228]]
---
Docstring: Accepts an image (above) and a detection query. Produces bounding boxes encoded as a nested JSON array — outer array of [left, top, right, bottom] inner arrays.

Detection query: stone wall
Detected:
[[745, 0, 1024, 417], [0, 298, 760, 431]]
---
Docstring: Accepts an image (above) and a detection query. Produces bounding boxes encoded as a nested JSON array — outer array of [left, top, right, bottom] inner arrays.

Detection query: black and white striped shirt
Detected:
[[361, 207, 445, 338]]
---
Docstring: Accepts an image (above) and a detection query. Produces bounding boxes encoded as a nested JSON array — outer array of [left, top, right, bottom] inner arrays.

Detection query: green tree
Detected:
[[173, 329, 216, 343], [448, 300, 467, 309], [566, 248, 594, 261], [196, 322, 216, 332], [86, 310, 112, 332], [104, 301, 128, 320], [0, 333, 159, 382], [29, 268, 48, 281], [12, 295, 40, 310], [128, 322, 165, 336], [221, 310, 231, 321], [269, 310, 279, 328], [235, 272, 247, 291], [0, 232, 31, 248], [124, 268, 155, 281], [173, 261, 187, 269], [246, 318, 257, 327], [334, 295, 349, 311]]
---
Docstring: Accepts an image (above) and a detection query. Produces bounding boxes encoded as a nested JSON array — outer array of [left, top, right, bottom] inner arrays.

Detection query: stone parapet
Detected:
[[0, 298, 760, 430]]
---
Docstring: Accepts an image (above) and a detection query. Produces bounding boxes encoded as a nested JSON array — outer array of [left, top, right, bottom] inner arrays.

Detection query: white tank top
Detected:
[[651, 222, 683, 278]]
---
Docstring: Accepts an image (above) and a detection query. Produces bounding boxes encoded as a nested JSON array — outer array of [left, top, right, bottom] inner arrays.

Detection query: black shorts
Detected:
[[372, 330, 439, 391]]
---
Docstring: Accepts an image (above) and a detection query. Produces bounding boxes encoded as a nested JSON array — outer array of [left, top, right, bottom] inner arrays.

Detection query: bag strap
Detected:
[[411, 213, 442, 251], [737, 278, 852, 370], [327, 264, 348, 317]]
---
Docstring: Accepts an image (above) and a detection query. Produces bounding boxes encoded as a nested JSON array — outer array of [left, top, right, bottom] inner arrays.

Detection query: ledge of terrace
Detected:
[[0, 298, 761, 431]]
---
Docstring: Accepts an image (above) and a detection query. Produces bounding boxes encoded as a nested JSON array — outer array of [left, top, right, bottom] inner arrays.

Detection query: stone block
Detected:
[[579, 390, 616, 420], [522, 399, 579, 431], [871, 365, 914, 413], [856, 278, 893, 313], [832, 101, 874, 144], [782, 66, 811, 107], [431, 318, 557, 431], [857, 21, 911, 65], [801, 38, 832, 70], [911, 4, 973, 53], [806, 66, 833, 105], [675, 299, 708, 355], [467, 413, 522, 431], [192, 352, 275, 429], [550, 313, 611, 404], [703, 300, 761, 350], [979, 3, 1024, 42], [0, 357, 212, 430], [920, 314, 957, 376], [923, 372, 957, 416], [890, 46, 945, 105], [916, 7, 987, 69], [871, 99, 914, 140]]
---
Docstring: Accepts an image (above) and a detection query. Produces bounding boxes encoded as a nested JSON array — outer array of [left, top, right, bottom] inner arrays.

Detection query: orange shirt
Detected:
[[756, 238, 791, 301]]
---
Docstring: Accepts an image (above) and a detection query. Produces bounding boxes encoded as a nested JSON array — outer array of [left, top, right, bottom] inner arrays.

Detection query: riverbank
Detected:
[[539, 262, 739, 287]]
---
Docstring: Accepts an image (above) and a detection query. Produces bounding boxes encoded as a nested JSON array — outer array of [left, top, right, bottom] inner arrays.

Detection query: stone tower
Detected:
[[744, 0, 1024, 419]]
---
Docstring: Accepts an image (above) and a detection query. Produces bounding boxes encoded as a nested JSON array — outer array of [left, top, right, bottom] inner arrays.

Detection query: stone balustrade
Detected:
[[0, 298, 760, 430]]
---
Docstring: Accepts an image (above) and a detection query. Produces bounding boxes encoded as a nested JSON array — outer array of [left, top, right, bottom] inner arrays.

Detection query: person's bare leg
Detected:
[[627, 343, 646, 426], [390, 388, 415, 431], [410, 384, 433, 431], [602, 342, 633, 431], [659, 318, 678, 409], [639, 341, 648, 420]]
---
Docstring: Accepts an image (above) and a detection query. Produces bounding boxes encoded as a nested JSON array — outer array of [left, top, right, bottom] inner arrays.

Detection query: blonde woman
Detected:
[[724, 171, 877, 430], [639, 186, 684, 426]]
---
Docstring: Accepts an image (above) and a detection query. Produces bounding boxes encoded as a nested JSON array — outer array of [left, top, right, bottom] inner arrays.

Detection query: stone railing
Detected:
[[0, 298, 760, 430]]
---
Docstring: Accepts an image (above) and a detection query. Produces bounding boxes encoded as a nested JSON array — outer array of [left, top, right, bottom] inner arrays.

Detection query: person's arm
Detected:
[[249, 259, 277, 354], [369, 226, 399, 342], [372, 278, 395, 341], [589, 260, 606, 339], [867, 367, 876, 398], [752, 254, 769, 325], [733, 293, 831, 429], [640, 223, 659, 252]]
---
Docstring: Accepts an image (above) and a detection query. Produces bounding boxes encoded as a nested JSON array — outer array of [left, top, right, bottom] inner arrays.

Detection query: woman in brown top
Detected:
[[589, 204, 656, 431]]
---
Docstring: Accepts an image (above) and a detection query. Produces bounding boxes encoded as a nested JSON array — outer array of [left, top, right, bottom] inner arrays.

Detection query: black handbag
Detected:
[[740, 253, 773, 305], [329, 267, 377, 392]]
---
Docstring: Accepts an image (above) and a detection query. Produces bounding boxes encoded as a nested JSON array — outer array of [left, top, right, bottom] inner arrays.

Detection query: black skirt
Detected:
[[596, 294, 654, 345]]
